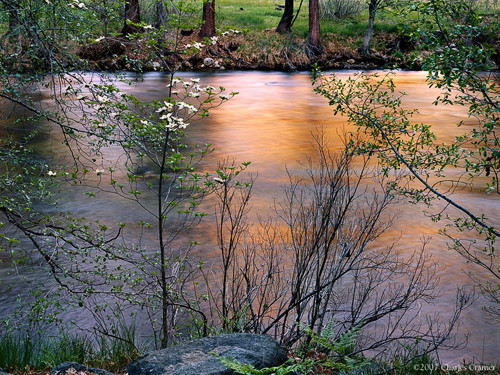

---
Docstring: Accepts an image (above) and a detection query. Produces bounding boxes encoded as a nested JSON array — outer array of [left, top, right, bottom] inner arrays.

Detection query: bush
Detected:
[[320, 0, 364, 19]]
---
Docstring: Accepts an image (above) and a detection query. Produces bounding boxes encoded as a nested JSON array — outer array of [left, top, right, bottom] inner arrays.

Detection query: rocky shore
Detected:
[[76, 30, 431, 73], [49, 334, 287, 375]]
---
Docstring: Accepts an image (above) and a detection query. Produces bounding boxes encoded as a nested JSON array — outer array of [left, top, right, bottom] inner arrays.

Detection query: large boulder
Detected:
[[126, 333, 288, 375]]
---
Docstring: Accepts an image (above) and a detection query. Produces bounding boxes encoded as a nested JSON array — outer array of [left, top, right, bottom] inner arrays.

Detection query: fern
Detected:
[[214, 355, 314, 375], [214, 324, 372, 375]]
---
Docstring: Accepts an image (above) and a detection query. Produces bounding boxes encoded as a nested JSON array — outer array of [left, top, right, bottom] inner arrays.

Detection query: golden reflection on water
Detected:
[[180, 70, 499, 364], [1, 70, 499, 364]]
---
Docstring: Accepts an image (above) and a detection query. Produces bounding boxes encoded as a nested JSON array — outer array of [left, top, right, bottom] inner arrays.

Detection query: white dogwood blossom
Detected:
[[176, 101, 197, 114], [156, 102, 174, 113], [186, 42, 204, 50], [159, 113, 189, 130]]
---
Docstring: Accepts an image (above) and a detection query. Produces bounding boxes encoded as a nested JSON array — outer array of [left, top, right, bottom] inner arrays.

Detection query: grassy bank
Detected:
[[2, 331, 499, 375], [0, 331, 142, 374], [74, 0, 498, 72], [69, 0, 406, 72]]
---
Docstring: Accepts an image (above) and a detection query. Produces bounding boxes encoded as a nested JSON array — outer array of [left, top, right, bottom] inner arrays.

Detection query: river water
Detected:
[[1, 70, 499, 365]]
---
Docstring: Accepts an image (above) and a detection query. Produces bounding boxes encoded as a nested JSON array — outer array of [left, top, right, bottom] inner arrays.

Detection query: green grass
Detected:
[[212, 0, 401, 50], [0, 333, 91, 372], [0, 325, 144, 373]]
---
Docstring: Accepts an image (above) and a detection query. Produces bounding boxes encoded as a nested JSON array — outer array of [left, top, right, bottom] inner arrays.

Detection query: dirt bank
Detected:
[[76, 29, 424, 73]]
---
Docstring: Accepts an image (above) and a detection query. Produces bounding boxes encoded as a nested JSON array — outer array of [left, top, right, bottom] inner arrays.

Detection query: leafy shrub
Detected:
[[320, 0, 364, 19]]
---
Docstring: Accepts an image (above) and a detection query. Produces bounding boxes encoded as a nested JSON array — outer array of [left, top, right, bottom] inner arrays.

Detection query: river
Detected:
[[0, 70, 499, 365]]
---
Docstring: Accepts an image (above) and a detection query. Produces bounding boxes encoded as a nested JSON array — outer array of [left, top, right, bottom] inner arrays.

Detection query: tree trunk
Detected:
[[8, 8, 18, 33], [4, 3, 19, 43], [155, 0, 166, 28], [359, 0, 376, 55], [121, 0, 141, 36], [307, 0, 322, 56], [200, 0, 216, 38], [276, 0, 294, 34]]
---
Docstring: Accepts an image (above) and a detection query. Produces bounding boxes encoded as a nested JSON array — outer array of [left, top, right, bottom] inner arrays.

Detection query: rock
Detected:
[[51, 362, 116, 375], [347, 58, 356, 64], [126, 333, 288, 375], [0, 367, 9, 375], [203, 57, 215, 67]]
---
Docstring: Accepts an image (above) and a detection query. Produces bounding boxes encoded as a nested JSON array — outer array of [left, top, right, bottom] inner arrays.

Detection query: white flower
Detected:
[[47, 171, 57, 176], [219, 95, 229, 100], [94, 36, 105, 42], [176, 101, 197, 114], [210, 36, 218, 45], [76, 94, 88, 100], [95, 169, 105, 175], [157, 101, 174, 113], [213, 177, 226, 184], [143, 24, 153, 30], [190, 78, 200, 84], [204, 86, 216, 93], [189, 91, 200, 98], [192, 42, 203, 49]]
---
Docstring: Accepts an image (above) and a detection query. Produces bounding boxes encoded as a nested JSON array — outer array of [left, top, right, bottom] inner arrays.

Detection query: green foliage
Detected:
[[314, 71, 454, 205], [314, 0, 500, 320], [0, 0, 235, 350], [0, 328, 142, 372], [216, 324, 370, 375], [216, 356, 314, 375]]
